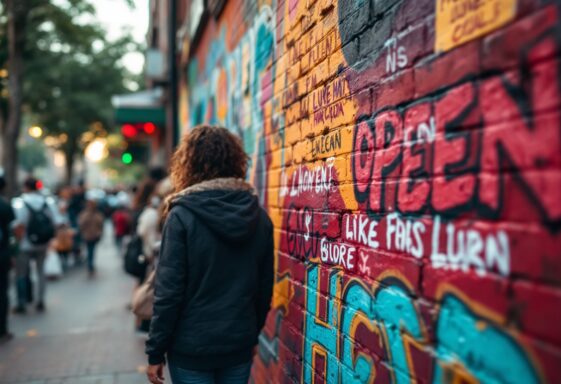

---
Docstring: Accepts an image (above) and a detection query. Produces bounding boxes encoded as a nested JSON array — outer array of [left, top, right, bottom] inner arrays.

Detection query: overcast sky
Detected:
[[93, 0, 149, 74]]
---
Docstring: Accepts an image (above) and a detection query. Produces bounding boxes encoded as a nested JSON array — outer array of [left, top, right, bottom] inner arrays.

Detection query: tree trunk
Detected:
[[1, 0, 28, 197], [64, 151, 75, 186]]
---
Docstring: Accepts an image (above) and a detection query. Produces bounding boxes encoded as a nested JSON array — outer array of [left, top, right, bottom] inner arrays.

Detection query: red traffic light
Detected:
[[121, 124, 137, 138], [36, 180, 43, 190], [143, 122, 156, 134]]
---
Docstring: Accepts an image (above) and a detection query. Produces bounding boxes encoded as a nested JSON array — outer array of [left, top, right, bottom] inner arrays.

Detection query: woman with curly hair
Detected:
[[146, 125, 274, 384]]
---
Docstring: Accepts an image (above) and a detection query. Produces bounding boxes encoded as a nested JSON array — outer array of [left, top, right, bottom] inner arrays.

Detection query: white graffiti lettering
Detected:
[[343, 214, 380, 249], [320, 238, 356, 271], [404, 116, 436, 144], [385, 38, 408, 74], [386, 213, 426, 258], [431, 216, 510, 276], [358, 250, 371, 275], [282, 157, 335, 197]]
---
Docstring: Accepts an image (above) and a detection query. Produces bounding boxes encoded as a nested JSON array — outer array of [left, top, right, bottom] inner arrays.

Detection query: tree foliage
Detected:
[[0, 0, 139, 186], [18, 139, 47, 172], [26, 35, 139, 182]]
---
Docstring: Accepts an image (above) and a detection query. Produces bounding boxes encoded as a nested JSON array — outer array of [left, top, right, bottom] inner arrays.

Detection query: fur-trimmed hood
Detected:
[[165, 178, 260, 242]]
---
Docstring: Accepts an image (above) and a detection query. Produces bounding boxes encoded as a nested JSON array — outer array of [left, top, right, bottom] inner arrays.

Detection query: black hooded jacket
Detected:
[[145, 178, 274, 370]]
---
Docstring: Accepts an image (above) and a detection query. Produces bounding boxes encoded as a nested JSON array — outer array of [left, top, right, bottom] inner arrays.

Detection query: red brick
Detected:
[[512, 281, 561, 346]]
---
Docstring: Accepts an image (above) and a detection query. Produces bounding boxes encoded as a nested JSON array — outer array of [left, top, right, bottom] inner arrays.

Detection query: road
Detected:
[[0, 225, 148, 384]]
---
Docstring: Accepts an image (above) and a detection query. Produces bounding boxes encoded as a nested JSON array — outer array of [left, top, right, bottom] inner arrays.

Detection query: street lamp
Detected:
[[85, 138, 109, 163], [28, 126, 43, 138]]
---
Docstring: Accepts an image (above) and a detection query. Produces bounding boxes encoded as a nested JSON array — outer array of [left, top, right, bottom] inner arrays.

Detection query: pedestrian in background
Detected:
[[12, 177, 62, 313], [129, 180, 157, 282], [52, 223, 74, 271], [112, 203, 131, 251], [124, 180, 157, 332], [68, 181, 86, 261], [78, 200, 104, 276], [146, 126, 274, 384], [137, 195, 161, 264], [0, 171, 15, 342], [54, 187, 74, 269], [135, 194, 161, 333]]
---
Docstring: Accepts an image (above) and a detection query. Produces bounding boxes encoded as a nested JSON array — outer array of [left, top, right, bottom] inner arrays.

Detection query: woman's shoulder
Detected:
[[165, 204, 193, 227]]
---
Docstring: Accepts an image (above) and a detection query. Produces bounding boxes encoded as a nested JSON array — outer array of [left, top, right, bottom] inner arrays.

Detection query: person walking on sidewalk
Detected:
[[78, 200, 104, 276], [146, 126, 274, 384], [0, 171, 15, 342], [137, 195, 161, 264], [12, 177, 62, 313], [68, 181, 86, 261], [111, 203, 131, 251], [135, 194, 161, 332]]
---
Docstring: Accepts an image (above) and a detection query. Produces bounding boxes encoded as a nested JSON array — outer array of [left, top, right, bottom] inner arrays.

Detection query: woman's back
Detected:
[[145, 125, 274, 384], [146, 178, 273, 371]]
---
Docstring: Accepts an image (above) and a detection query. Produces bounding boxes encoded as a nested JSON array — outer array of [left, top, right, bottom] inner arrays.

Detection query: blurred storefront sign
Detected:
[[111, 88, 166, 125]]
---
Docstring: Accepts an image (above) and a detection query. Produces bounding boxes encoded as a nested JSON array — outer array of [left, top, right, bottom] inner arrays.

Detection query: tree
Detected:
[[0, 0, 135, 194], [26, 35, 138, 183], [0, 0, 28, 196]]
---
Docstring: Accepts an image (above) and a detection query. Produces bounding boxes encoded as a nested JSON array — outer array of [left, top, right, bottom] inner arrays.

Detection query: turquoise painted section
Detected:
[[303, 266, 342, 383], [374, 282, 424, 384], [340, 281, 375, 383], [302, 265, 539, 384], [433, 294, 540, 384]]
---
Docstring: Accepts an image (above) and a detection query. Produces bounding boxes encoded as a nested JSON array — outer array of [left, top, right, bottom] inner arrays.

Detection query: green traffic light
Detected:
[[122, 152, 133, 164]]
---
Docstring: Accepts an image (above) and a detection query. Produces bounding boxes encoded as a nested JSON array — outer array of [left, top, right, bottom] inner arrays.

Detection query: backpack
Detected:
[[25, 201, 56, 245], [124, 235, 148, 279]]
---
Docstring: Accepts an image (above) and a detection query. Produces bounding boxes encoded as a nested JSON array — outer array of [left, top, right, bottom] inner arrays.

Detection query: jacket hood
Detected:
[[167, 178, 260, 243]]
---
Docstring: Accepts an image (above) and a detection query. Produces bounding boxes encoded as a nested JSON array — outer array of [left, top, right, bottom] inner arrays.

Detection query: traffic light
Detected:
[[121, 124, 137, 138], [143, 122, 156, 134], [121, 123, 158, 139], [121, 152, 133, 164]]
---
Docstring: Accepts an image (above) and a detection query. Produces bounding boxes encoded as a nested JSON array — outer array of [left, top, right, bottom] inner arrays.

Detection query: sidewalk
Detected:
[[0, 226, 148, 383]]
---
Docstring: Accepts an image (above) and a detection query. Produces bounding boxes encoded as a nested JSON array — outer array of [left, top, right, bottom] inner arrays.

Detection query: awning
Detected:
[[111, 88, 166, 125]]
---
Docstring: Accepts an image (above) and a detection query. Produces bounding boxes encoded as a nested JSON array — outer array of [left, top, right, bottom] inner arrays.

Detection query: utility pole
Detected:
[[168, 0, 179, 150]]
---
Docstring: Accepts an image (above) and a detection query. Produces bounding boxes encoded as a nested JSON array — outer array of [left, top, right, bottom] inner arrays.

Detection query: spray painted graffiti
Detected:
[[303, 264, 540, 384], [187, 5, 275, 199], [185, 0, 561, 382], [351, 42, 561, 228]]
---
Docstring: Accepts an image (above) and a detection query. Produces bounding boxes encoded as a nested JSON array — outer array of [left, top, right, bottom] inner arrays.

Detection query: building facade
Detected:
[[174, 0, 561, 382]]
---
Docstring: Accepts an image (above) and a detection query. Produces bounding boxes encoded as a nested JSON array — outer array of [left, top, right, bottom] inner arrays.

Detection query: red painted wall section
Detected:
[[184, 0, 561, 382]]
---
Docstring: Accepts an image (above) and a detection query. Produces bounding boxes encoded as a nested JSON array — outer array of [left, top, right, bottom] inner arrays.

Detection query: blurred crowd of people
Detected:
[[0, 167, 171, 342]]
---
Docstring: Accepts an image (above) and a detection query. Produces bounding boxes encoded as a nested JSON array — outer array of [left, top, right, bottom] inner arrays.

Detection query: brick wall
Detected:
[[182, 0, 561, 382]]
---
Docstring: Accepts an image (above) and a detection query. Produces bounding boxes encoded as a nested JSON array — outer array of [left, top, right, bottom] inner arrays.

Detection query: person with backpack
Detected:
[[11, 177, 62, 314], [0, 170, 15, 342], [123, 180, 157, 332], [145, 126, 274, 384]]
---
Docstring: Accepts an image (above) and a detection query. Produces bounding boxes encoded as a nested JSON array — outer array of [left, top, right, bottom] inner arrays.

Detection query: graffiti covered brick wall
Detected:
[[184, 0, 561, 382]]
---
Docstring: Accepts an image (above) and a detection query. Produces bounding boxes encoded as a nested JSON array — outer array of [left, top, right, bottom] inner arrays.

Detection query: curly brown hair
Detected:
[[170, 125, 249, 192]]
